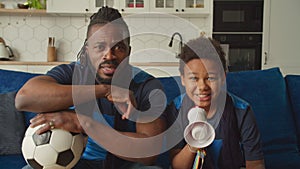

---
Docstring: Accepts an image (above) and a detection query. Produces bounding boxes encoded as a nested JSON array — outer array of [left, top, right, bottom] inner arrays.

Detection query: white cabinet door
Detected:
[[262, 0, 300, 74], [149, 0, 179, 13], [89, 0, 119, 13], [140, 0, 210, 15], [46, 0, 210, 16], [119, 0, 149, 13], [47, 0, 90, 14], [178, 0, 210, 15]]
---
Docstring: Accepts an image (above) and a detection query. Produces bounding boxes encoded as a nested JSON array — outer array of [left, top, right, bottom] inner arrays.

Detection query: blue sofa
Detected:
[[0, 67, 300, 169]]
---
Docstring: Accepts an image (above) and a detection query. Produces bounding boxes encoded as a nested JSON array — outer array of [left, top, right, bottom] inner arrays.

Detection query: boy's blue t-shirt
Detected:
[[169, 93, 264, 168]]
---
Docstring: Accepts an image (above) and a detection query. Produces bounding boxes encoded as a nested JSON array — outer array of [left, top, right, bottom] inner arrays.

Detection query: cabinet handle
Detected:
[[121, 9, 125, 12], [264, 52, 268, 65], [85, 9, 89, 12], [176, 9, 179, 12], [181, 9, 185, 12]]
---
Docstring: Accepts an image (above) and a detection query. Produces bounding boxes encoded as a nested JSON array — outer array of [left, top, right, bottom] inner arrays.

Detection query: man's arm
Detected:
[[78, 114, 166, 165], [15, 75, 110, 112], [121, 118, 166, 165], [80, 78, 167, 165], [246, 160, 265, 169]]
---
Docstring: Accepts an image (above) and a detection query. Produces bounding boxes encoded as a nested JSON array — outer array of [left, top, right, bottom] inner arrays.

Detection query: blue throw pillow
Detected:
[[0, 92, 25, 155], [226, 68, 298, 154]]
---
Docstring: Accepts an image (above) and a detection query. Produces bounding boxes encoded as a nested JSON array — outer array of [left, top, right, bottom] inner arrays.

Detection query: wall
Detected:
[[0, 14, 211, 63]]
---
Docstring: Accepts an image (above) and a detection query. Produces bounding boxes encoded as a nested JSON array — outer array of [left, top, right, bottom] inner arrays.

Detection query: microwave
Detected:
[[213, 1, 264, 32]]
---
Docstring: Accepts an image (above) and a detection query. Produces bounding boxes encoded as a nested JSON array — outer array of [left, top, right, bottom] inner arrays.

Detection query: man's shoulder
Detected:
[[48, 62, 77, 73], [46, 62, 78, 83], [131, 66, 154, 84]]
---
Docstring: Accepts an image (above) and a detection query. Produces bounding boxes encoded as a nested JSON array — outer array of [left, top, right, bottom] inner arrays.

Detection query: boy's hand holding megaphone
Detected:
[[184, 107, 215, 149]]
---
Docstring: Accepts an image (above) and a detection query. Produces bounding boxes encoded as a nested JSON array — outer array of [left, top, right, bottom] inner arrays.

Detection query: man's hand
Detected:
[[29, 110, 84, 135], [105, 85, 137, 120]]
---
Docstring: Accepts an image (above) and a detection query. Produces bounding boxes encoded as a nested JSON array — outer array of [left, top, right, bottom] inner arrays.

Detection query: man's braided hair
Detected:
[[87, 6, 130, 43]]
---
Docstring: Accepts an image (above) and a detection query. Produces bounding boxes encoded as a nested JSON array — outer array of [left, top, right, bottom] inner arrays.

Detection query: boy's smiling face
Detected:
[[181, 58, 225, 113]]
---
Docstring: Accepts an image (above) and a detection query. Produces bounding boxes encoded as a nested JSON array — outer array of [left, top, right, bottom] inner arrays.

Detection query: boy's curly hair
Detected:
[[179, 37, 227, 75]]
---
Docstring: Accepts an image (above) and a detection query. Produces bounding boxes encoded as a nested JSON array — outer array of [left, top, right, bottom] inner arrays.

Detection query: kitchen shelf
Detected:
[[0, 61, 68, 65], [0, 8, 47, 15], [0, 61, 179, 66], [132, 62, 179, 67]]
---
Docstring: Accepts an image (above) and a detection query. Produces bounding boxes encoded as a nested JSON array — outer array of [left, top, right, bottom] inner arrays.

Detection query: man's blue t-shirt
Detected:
[[46, 62, 166, 161]]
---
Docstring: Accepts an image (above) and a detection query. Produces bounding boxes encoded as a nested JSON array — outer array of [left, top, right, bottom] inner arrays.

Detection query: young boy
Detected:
[[167, 37, 265, 169]]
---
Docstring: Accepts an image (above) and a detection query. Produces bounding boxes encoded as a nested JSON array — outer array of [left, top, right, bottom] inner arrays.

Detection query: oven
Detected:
[[213, 0, 263, 72], [213, 34, 262, 72]]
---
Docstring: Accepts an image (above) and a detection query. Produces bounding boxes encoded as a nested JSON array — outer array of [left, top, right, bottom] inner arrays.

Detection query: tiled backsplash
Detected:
[[0, 13, 211, 62]]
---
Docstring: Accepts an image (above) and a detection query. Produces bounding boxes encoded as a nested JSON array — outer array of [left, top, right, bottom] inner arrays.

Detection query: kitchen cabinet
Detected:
[[262, 0, 300, 74], [119, 0, 210, 16], [150, 0, 209, 14], [46, 0, 210, 16], [89, 0, 119, 13], [47, 0, 119, 14], [47, 0, 90, 14], [119, 0, 148, 13]]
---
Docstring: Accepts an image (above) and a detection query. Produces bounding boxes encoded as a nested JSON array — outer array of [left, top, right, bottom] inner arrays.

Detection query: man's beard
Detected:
[[95, 60, 119, 85]]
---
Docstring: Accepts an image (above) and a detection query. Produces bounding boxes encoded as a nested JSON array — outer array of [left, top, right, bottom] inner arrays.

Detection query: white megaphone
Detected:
[[184, 107, 215, 148]]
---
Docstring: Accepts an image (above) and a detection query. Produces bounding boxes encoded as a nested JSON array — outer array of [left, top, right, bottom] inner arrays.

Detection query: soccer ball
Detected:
[[22, 125, 86, 169]]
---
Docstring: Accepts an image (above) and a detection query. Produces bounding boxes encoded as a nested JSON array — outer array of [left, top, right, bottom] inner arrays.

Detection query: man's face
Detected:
[[86, 24, 130, 80], [181, 58, 225, 112]]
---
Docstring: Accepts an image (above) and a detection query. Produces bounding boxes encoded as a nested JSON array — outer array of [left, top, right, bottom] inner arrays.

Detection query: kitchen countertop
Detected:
[[0, 61, 179, 66]]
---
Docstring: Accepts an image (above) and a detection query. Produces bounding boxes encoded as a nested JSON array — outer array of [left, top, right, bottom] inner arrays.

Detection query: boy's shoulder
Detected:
[[228, 92, 250, 110]]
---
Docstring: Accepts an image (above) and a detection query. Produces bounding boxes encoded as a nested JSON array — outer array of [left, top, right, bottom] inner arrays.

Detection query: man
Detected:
[[16, 7, 166, 169]]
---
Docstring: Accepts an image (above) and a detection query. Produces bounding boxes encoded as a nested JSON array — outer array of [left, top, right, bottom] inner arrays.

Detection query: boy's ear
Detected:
[[127, 46, 131, 56], [221, 73, 226, 85], [180, 75, 186, 87], [85, 45, 88, 53]]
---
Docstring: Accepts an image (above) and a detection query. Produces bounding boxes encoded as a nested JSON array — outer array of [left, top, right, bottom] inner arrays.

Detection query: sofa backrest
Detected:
[[0, 69, 40, 127], [226, 67, 299, 167], [0, 69, 40, 94], [157, 76, 185, 104], [285, 75, 300, 149]]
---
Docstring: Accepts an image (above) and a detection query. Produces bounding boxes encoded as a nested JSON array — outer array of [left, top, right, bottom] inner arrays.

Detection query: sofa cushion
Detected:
[[0, 154, 27, 169], [264, 152, 300, 169], [226, 68, 299, 166], [0, 91, 26, 155], [285, 75, 300, 146]]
